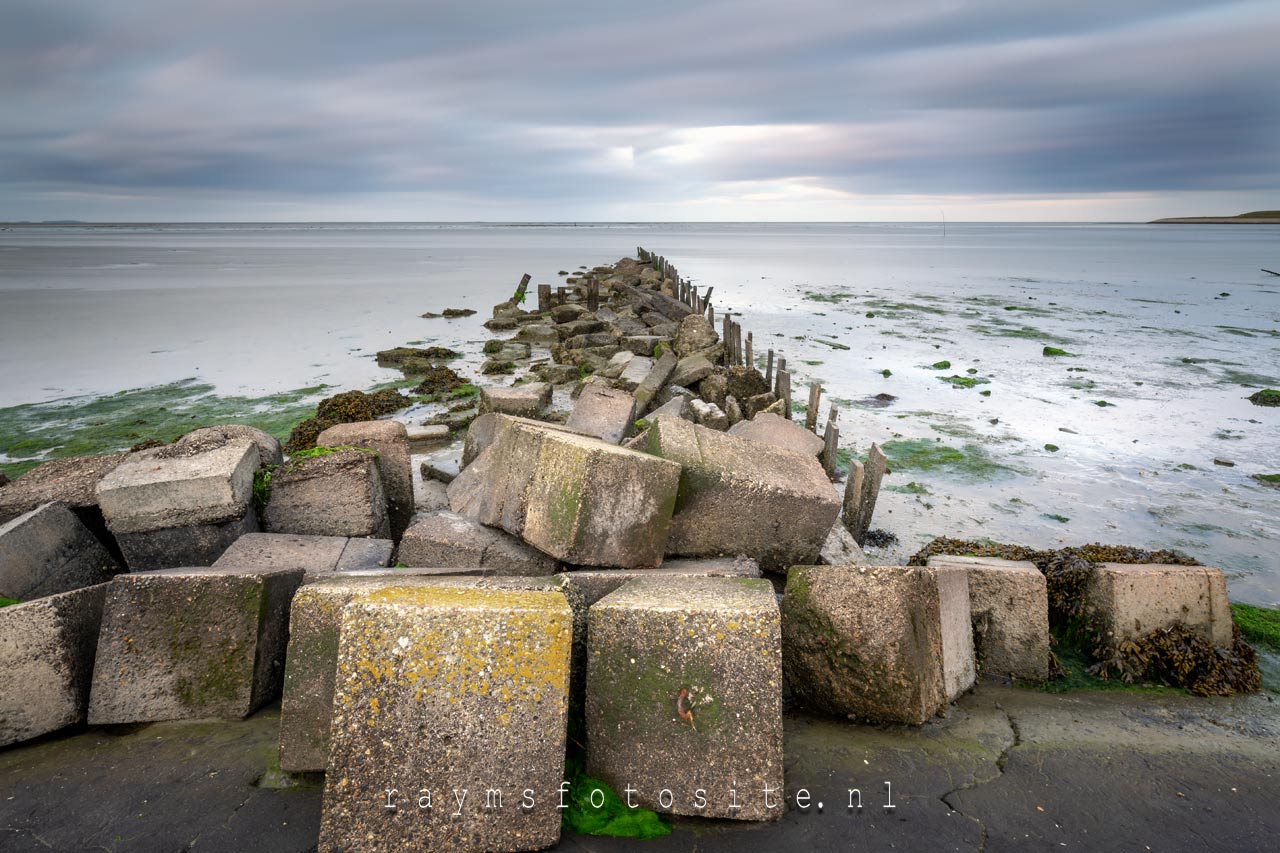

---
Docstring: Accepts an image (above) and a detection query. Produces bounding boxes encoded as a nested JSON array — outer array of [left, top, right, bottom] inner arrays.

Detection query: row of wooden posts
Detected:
[[636, 246, 845, 480]]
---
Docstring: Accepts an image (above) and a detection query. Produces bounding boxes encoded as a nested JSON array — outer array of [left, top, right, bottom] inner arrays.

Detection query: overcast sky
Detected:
[[2, 0, 1277, 221]]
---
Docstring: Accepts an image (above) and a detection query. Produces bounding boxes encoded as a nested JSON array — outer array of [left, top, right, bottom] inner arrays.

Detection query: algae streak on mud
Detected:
[[0, 379, 327, 479]]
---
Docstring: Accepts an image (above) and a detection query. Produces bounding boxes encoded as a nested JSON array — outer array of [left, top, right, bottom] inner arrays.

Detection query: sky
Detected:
[[1, 0, 1277, 222]]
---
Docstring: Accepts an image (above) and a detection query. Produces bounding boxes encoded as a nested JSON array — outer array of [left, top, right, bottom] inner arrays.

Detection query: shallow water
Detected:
[[1, 222, 1277, 602]]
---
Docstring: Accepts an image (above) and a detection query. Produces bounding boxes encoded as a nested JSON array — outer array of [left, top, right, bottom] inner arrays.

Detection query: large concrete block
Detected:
[[181, 424, 283, 468], [279, 573, 561, 772], [477, 382, 552, 417], [586, 577, 784, 821], [451, 420, 681, 568], [87, 566, 303, 723], [632, 349, 678, 413], [397, 510, 559, 575], [0, 452, 128, 525], [1086, 563, 1233, 650], [319, 586, 572, 851], [929, 555, 1050, 682], [616, 355, 654, 391], [781, 564, 974, 725], [0, 502, 120, 601], [0, 584, 108, 747], [317, 420, 414, 537], [646, 415, 839, 570], [565, 383, 636, 444], [728, 412, 824, 458], [110, 510, 258, 573], [212, 532, 393, 578], [264, 449, 390, 538]]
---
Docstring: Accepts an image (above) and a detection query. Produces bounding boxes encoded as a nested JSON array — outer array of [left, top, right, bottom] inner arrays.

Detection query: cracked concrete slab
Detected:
[[1, 685, 1277, 850]]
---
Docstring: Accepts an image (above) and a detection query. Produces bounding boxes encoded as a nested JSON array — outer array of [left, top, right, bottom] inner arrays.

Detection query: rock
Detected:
[[449, 420, 681, 568], [586, 577, 784, 821], [1086, 563, 1233, 650], [0, 473, 7, 487], [600, 350, 635, 379], [620, 335, 667, 356], [462, 413, 586, 468], [725, 366, 770, 403], [843, 443, 887, 546], [565, 383, 636, 444], [698, 371, 729, 410], [539, 363, 580, 385], [397, 511, 560, 575], [0, 584, 108, 748], [655, 383, 696, 407], [483, 317, 517, 331], [420, 461, 456, 484], [477, 382, 552, 417], [97, 437, 261, 570], [515, 324, 558, 345], [616, 355, 654, 391], [818, 522, 870, 566], [551, 303, 588, 323], [182, 425, 283, 468], [481, 357, 517, 374], [376, 345, 460, 367], [649, 321, 679, 338], [0, 453, 129, 526], [688, 398, 729, 430], [632, 350, 678, 413], [729, 412, 824, 458], [928, 555, 1050, 682], [675, 356, 718, 391], [0, 503, 120, 601], [319, 585, 572, 851], [405, 424, 450, 453], [673, 315, 718, 356], [317, 420, 414, 538], [557, 318, 609, 339], [212, 532, 392, 577], [564, 332, 617, 350], [442, 307, 477, 317], [416, 478, 450, 513], [781, 564, 975, 724], [264, 449, 390, 539], [87, 566, 303, 723], [645, 396, 690, 423], [1213, 457, 1235, 467], [724, 395, 743, 425], [647, 416, 838, 569], [744, 391, 778, 419]]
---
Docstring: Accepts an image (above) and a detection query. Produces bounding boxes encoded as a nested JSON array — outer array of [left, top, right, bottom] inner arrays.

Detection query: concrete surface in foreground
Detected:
[[1, 684, 1277, 852]]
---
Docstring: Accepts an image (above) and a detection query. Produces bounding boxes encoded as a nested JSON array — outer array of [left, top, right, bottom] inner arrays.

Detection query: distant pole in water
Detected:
[[941, 210, 947, 238]]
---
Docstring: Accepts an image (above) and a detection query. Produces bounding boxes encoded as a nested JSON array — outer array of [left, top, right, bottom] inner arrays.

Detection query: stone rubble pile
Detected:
[[0, 251, 1258, 851]]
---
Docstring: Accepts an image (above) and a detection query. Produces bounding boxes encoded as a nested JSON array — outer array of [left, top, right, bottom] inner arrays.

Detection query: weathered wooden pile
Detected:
[[0, 252, 1244, 851]]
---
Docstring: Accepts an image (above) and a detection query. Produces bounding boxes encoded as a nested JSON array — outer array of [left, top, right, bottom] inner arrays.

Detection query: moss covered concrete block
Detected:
[[647, 414, 839, 570], [280, 573, 561, 772], [451, 420, 681, 568], [782, 564, 974, 725], [0, 584, 108, 747], [1087, 563, 1233, 651], [87, 566, 303, 724], [317, 420, 414, 538], [586, 577, 784, 821], [929, 555, 1050, 682], [264, 449, 390, 539], [319, 585, 572, 851]]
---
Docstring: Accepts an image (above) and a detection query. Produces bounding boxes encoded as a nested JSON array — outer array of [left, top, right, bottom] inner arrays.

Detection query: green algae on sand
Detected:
[[880, 438, 1020, 480]]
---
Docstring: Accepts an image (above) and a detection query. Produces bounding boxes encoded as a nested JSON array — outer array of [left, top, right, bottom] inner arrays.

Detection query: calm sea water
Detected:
[[1, 222, 1277, 601]]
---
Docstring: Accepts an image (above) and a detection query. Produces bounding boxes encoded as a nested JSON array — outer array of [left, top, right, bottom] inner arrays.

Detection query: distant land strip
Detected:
[[1150, 210, 1280, 224]]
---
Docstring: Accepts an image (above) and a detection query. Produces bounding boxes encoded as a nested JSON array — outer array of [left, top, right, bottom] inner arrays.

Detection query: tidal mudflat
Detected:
[[1, 222, 1277, 601]]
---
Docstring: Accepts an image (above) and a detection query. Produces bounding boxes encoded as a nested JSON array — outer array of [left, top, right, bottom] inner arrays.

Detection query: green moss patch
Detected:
[[560, 757, 670, 839], [1252, 473, 1280, 488], [929, 360, 952, 370], [880, 439, 1018, 480], [1042, 346, 1073, 357], [0, 597, 19, 608], [1248, 389, 1280, 407], [1232, 603, 1280, 652], [938, 375, 989, 389]]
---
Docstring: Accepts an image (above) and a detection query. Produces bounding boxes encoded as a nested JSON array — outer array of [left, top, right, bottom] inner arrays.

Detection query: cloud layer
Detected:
[[2, 0, 1277, 220]]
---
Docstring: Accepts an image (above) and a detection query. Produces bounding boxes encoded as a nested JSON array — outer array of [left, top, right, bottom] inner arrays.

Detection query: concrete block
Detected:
[[669, 354, 714, 388], [406, 424, 450, 453], [616, 355, 654, 391], [586, 577, 784, 821], [1087, 563, 1233, 650], [929, 555, 1050, 681], [396, 511, 560, 575], [0, 502, 120, 601], [0, 453, 129, 558], [0, 584, 108, 747], [728, 412, 824, 458], [212, 532, 394, 578], [319, 586, 572, 851], [632, 350, 678, 413], [646, 416, 839, 570], [565, 383, 636, 444], [451, 420, 681, 568], [264, 449, 390, 539], [818, 521, 869, 566], [181, 424, 283, 468], [477, 383, 552, 417], [781, 564, 974, 725], [87, 566, 303, 723], [317, 420, 414, 537]]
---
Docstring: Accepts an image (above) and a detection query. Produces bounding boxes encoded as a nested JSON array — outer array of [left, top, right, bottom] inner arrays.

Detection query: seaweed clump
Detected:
[[908, 538, 1260, 696], [412, 366, 468, 397], [284, 389, 410, 453], [1247, 389, 1280, 407]]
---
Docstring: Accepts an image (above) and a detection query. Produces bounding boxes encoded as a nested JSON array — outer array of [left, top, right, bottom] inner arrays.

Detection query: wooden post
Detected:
[[822, 423, 840, 478], [586, 279, 599, 312], [765, 349, 774, 386], [701, 286, 713, 308], [843, 443, 885, 544], [691, 285, 699, 310], [745, 332, 754, 370], [779, 370, 792, 420], [722, 316, 733, 366], [775, 357, 787, 396], [537, 284, 551, 313], [514, 273, 531, 304], [707, 302, 714, 328], [806, 384, 822, 432], [556, 286, 567, 306]]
